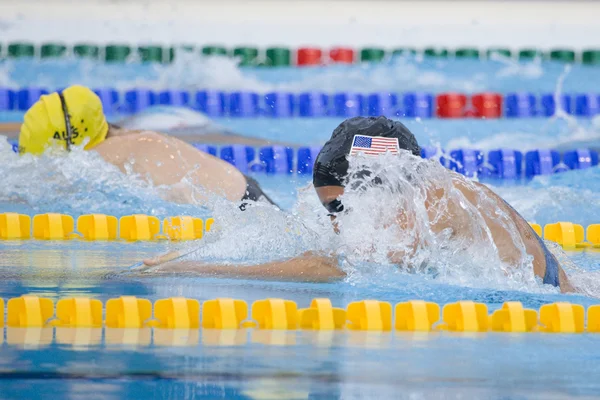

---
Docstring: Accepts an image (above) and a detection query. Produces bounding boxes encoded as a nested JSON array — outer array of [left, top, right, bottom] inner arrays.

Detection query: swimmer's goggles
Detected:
[[58, 92, 74, 151], [325, 198, 344, 216]]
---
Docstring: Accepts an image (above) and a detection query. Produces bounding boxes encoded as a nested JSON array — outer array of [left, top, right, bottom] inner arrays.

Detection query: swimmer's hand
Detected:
[[143, 250, 183, 266]]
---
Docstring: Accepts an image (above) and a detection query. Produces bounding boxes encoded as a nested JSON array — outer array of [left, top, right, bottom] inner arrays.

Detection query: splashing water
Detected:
[[187, 151, 574, 294], [2, 133, 599, 296], [445, 64, 600, 152], [323, 152, 559, 293], [182, 198, 330, 264], [0, 137, 204, 217]]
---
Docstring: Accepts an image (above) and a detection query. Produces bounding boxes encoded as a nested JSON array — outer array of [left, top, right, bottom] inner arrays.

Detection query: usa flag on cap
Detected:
[[349, 135, 400, 156]]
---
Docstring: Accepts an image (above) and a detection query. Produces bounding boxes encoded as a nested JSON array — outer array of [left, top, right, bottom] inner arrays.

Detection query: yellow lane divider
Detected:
[[0, 213, 594, 249], [3, 295, 600, 334], [529, 221, 600, 249], [0, 213, 214, 241]]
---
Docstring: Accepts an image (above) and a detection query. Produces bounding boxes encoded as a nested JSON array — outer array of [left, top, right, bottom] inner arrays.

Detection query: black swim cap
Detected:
[[313, 116, 421, 187]]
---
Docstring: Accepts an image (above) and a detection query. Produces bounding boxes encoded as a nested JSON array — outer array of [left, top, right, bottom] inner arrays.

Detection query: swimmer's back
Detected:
[[425, 173, 569, 290], [471, 180, 572, 291], [95, 131, 247, 203]]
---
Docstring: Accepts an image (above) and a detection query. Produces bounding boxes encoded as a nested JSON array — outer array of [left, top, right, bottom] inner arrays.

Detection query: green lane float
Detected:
[[0, 42, 597, 67], [549, 49, 576, 63], [518, 48, 543, 61], [233, 46, 259, 66], [455, 48, 480, 59], [486, 48, 512, 58], [105, 44, 131, 63], [201, 45, 228, 56], [8, 42, 35, 58], [360, 47, 386, 62], [138, 45, 165, 63], [73, 43, 100, 59], [40, 43, 67, 58]]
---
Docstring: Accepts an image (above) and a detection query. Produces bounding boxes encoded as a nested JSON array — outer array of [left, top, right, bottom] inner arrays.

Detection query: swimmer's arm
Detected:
[[138, 252, 345, 283], [559, 266, 576, 293]]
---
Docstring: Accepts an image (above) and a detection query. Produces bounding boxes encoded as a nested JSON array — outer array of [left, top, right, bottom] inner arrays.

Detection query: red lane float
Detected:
[[472, 92, 503, 118], [436, 93, 467, 118], [329, 47, 355, 63], [297, 47, 323, 66]]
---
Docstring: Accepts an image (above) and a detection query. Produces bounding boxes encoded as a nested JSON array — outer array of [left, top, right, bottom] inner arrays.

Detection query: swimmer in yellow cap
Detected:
[[19, 85, 277, 207]]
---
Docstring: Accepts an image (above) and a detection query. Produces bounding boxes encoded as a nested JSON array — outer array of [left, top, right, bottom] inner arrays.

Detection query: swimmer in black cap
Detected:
[[143, 116, 573, 293], [312, 115, 421, 215]]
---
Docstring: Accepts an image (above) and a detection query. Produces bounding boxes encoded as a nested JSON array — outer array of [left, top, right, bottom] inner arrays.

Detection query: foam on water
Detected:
[[165, 152, 577, 294], [493, 168, 600, 225], [324, 153, 551, 292], [446, 65, 600, 152], [3, 57, 600, 297], [118, 107, 215, 131], [0, 137, 202, 217], [3, 133, 600, 296]]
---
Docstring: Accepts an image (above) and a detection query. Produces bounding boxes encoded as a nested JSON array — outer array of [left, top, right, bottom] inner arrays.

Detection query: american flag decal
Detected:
[[349, 135, 400, 156]]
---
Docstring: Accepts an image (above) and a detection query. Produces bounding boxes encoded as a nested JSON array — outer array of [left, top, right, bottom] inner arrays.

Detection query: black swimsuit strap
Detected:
[[240, 175, 280, 210]]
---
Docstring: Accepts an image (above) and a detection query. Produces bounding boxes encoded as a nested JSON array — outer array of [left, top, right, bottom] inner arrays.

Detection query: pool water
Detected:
[[1, 56, 600, 399]]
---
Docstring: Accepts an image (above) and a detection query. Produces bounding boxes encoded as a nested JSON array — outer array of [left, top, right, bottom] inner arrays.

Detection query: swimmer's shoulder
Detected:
[[94, 130, 162, 158]]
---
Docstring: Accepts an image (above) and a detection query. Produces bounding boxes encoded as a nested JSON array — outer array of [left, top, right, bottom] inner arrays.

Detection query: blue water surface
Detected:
[[1, 56, 600, 399]]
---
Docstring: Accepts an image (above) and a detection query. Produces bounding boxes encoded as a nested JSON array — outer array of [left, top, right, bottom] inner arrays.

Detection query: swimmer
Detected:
[[18, 85, 277, 207], [144, 116, 574, 293]]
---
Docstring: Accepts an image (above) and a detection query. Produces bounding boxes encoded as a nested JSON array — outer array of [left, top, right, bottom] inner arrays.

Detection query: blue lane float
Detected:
[[367, 92, 398, 117], [158, 90, 190, 107], [402, 92, 434, 118], [17, 88, 48, 111], [420, 146, 439, 159], [219, 145, 256, 173], [195, 90, 226, 117], [487, 149, 523, 179], [0, 88, 16, 111], [333, 92, 364, 117], [121, 89, 158, 114], [3, 87, 600, 118], [259, 146, 294, 174], [192, 144, 217, 156], [297, 146, 322, 174], [446, 149, 484, 177], [575, 94, 600, 117], [540, 94, 572, 117], [505, 93, 537, 118], [94, 88, 119, 115], [525, 149, 561, 178], [264, 92, 294, 118], [563, 149, 599, 170], [229, 92, 259, 117], [5, 139, 599, 179], [298, 92, 329, 117]]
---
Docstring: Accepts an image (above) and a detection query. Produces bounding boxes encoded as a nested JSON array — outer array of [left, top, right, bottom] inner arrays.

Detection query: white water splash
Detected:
[[446, 65, 600, 152], [0, 53, 489, 94], [324, 152, 554, 292], [493, 168, 600, 225], [494, 53, 544, 79], [117, 106, 221, 132], [1, 133, 596, 296], [0, 137, 203, 216]]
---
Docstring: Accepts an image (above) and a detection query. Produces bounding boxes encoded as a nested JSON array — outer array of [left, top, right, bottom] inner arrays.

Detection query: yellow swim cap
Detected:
[[19, 85, 109, 155]]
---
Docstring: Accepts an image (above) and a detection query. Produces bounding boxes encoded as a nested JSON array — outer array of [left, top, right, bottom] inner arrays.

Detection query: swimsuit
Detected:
[[536, 233, 560, 287], [240, 175, 279, 210], [501, 198, 560, 287]]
